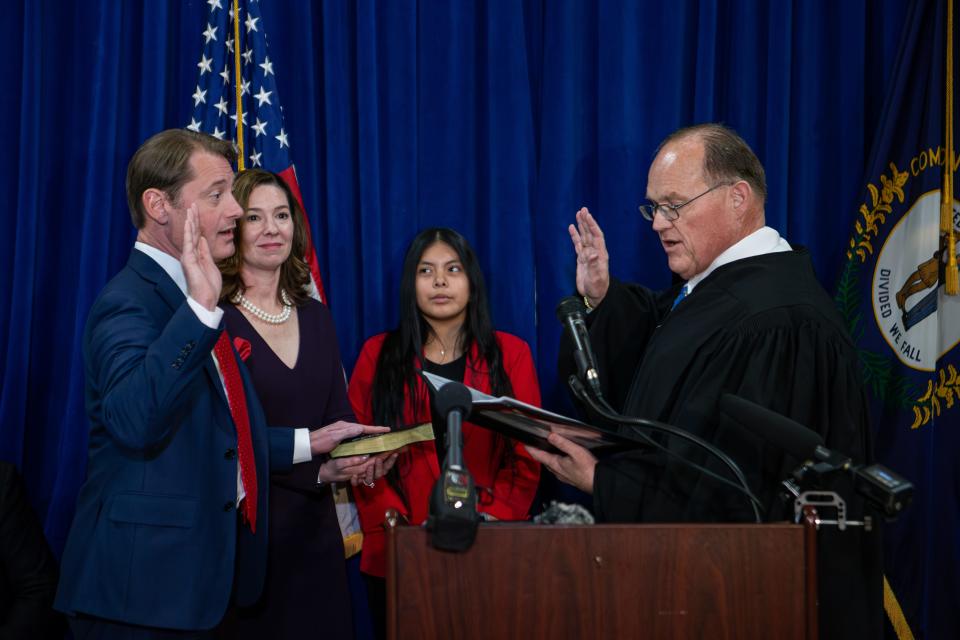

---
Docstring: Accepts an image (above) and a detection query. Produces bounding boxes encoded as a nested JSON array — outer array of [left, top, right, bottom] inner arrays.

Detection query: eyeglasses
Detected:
[[638, 183, 731, 222]]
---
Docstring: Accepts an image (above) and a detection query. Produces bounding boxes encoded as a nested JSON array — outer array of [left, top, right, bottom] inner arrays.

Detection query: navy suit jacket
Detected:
[[55, 249, 294, 631]]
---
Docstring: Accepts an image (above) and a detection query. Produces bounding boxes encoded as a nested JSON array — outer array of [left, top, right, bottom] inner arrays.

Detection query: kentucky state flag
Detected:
[[188, 0, 363, 557], [835, 0, 960, 637]]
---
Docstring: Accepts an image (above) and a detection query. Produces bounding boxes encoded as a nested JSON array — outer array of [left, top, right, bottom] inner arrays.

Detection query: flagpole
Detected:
[[944, 0, 957, 294], [233, 0, 246, 171]]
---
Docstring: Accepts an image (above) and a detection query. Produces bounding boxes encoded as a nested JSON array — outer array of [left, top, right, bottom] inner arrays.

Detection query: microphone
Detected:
[[567, 375, 764, 522], [717, 394, 844, 465], [426, 382, 480, 551], [718, 394, 913, 518], [434, 381, 472, 470], [556, 296, 602, 398], [555, 301, 763, 522]]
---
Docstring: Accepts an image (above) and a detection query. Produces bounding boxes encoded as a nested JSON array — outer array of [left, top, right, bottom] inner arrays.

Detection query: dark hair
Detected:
[[218, 169, 312, 307], [371, 228, 514, 429], [126, 129, 237, 229], [660, 123, 767, 203]]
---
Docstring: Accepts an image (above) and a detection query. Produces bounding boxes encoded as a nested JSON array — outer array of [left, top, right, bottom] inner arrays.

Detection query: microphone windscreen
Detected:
[[434, 382, 474, 419], [533, 501, 595, 525], [555, 296, 586, 322], [718, 394, 824, 460]]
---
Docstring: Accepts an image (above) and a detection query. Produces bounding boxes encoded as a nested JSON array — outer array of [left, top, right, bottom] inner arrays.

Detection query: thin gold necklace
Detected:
[[431, 334, 455, 363]]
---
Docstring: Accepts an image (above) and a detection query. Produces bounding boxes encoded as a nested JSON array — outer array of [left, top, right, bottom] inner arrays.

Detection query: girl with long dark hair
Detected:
[[348, 228, 541, 632]]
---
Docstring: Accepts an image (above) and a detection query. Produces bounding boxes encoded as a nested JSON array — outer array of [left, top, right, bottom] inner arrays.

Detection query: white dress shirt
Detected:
[[684, 226, 792, 294]]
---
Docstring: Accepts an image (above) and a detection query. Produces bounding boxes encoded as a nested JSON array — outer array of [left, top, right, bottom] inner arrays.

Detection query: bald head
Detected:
[[660, 123, 767, 207], [645, 125, 766, 279]]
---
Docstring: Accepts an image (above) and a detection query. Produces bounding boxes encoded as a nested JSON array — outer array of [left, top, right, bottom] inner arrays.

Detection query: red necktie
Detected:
[[213, 331, 258, 533]]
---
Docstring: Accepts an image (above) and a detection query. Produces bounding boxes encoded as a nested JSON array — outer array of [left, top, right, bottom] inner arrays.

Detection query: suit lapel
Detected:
[[127, 249, 182, 312], [127, 248, 232, 420]]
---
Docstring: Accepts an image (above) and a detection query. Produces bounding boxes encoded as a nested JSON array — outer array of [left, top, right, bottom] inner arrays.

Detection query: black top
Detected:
[[423, 353, 467, 464], [560, 249, 882, 640]]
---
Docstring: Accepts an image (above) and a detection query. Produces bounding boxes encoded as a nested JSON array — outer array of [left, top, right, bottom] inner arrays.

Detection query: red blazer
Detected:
[[348, 331, 541, 577]]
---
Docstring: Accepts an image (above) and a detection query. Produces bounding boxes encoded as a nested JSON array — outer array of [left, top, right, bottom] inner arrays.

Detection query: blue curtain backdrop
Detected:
[[0, 0, 921, 629]]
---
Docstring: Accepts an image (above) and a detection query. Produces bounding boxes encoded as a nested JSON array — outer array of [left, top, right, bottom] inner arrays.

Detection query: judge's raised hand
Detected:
[[309, 420, 390, 456], [181, 204, 221, 311], [568, 207, 610, 307], [525, 432, 597, 494]]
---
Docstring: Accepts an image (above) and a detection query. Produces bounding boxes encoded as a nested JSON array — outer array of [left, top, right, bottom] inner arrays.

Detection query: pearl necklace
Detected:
[[234, 289, 293, 324]]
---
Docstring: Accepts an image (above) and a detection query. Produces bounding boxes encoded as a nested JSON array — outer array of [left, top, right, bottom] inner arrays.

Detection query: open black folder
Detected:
[[420, 371, 639, 455]]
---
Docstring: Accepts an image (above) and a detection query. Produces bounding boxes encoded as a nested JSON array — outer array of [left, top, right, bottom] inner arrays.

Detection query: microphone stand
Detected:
[[426, 383, 480, 552], [566, 376, 764, 523]]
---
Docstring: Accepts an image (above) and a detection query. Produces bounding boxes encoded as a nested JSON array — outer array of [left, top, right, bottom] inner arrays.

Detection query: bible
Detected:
[[420, 371, 637, 455], [330, 423, 434, 458]]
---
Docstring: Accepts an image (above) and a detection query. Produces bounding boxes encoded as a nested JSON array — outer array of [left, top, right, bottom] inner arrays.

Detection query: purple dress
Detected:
[[221, 299, 354, 639]]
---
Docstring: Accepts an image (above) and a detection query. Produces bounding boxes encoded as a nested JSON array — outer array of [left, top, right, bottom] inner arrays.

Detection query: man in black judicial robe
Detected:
[[527, 124, 882, 639]]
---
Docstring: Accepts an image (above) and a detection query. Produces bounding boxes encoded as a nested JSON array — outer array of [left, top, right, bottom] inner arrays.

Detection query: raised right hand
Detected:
[[181, 204, 221, 311], [568, 207, 610, 306], [310, 420, 390, 456]]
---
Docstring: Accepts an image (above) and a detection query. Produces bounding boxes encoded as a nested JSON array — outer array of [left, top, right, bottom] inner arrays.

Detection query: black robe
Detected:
[[561, 249, 882, 640]]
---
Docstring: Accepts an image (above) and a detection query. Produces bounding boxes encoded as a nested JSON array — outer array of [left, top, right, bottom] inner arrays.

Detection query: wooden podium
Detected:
[[386, 521, 817, 639]]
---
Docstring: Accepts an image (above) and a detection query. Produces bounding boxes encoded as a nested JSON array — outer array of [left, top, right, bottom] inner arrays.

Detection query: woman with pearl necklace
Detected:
[[216, 169, 395, 639]]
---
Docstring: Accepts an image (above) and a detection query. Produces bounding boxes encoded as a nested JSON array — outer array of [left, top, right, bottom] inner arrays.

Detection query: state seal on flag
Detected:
[[872, 192, 960, 371]]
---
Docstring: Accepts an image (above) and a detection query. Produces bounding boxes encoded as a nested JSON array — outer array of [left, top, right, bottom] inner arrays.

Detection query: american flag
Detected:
[[187, 0, 326, 303]]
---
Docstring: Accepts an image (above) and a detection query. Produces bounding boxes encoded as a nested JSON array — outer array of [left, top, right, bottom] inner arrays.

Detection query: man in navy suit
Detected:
[[55, 129, 385, 637]]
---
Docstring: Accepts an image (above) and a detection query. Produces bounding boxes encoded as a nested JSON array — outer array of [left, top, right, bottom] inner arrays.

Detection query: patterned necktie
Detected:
[[213, 331, 258, 533], [671, 285, 690, 310]]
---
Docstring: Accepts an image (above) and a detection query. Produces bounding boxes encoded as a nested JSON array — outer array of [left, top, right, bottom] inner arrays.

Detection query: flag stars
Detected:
[[230, 111, 248, 127], [197, 54, 213, 75], [254, 86, 272, 107], [259, 56, 274, 77], [203, 23, 218, 44], [192, 6, 295, 165]]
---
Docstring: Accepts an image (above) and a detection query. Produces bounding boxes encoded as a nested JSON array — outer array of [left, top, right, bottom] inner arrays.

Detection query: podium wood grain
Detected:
[[386, 523, 815, 640]]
